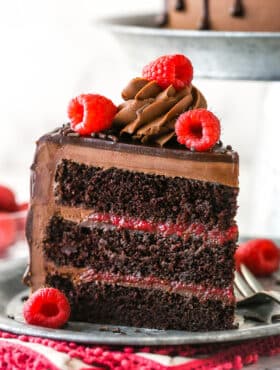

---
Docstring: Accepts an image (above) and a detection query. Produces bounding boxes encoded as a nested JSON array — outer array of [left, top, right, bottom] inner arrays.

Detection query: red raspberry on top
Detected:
[[23, 287, 71, 329], [175, 108, 221, 152], [142, 54, 193, 90], [235, 239, 280, 276], [0, 185, 17, 212], [68, 94, 117, 136]]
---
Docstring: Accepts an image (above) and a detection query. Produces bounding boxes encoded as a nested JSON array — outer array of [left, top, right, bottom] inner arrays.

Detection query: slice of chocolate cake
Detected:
[[25, 54, 239, 331]]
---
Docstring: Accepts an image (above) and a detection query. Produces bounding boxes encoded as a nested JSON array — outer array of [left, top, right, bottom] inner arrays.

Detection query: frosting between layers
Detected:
[[113, 78, 207, 146], [85, 212, 238, 244], [45, 263, 235, 304]]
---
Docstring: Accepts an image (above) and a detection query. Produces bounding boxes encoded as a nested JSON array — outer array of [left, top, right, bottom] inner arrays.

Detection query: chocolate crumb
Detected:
[[226, 145, 232, 151], [7, 315, 14, 320], [21, 295, 28, 302]]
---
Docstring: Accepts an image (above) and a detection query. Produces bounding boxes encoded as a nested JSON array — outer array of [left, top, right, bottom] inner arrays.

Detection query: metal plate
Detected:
[[99, 14, 280, 81], [1, 256, 280, 346]]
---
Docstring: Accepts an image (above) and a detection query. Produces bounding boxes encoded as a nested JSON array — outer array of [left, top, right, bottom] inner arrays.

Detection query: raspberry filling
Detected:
[[79, 269, 235, 304], [87, 213, 238, 244]]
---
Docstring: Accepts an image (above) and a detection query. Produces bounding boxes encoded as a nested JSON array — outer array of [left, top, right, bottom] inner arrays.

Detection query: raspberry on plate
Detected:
[[175, 108, 221, 152], [68, 94, 117, 136], [142, 54, 193, 90], [23, 288, 71, 328], [0, 185, 17, 212], [235, 239, 280, 276]]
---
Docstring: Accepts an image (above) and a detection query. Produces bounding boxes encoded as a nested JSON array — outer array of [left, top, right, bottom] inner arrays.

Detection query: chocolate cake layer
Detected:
[[46, 274, 235, 331], [55, 160, 238, 229], [43, 216, 236, 288]]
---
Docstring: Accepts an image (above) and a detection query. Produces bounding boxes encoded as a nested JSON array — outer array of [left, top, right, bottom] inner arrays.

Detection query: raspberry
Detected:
[[67, 94, 117, 136], [17, 202, 29, 212], [142, 54, 193, 90], [175, 108, 221, 151], [23, 288, 71, 328], [235, 239, 280, 276], [0, 214, 16, 252], [0, 185, 17, 212]]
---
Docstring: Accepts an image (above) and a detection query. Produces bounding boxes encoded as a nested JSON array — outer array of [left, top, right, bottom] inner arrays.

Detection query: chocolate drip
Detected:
[[230, 0, 245, 17], [156, 0, 169, 27], [199, 0, 210, 30], [175, 0, 185, 11]]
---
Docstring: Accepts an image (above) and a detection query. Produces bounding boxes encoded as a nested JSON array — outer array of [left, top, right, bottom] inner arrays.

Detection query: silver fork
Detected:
[[234, 264, 280, 305]]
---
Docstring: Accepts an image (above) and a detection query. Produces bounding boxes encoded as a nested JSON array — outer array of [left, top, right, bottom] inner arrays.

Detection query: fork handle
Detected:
[[267, 290, 280, 305]]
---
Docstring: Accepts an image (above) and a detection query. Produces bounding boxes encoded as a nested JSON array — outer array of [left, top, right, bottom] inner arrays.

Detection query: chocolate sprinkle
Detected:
[[58, 124, 119, 143]]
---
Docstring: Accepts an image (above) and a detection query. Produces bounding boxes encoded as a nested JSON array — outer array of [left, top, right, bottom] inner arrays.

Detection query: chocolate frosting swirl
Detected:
[[113, 78, 207, 146]]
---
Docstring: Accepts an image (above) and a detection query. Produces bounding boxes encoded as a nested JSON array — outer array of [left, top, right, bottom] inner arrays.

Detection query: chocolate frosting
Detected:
[[113, 78, 207, 147]]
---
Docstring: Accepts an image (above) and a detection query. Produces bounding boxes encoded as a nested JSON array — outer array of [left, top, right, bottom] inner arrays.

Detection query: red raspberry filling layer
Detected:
[[79, 269, 235, 304], [87, 213, 238, 245]]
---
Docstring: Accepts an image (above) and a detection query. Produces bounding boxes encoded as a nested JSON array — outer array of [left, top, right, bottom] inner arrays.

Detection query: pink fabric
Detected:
[[0, 330, 280, 369], [0, 340, 60, 370]]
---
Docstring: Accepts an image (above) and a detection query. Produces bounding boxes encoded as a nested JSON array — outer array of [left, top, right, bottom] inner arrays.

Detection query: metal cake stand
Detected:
[[100, 14, 280, 81]]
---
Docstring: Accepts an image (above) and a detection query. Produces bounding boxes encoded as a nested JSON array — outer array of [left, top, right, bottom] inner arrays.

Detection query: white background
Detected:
[[0, 0, 279, 237]]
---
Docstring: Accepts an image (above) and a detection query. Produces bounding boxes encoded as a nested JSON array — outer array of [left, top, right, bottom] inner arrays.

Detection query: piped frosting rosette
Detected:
[[113, 77, 207, 147]]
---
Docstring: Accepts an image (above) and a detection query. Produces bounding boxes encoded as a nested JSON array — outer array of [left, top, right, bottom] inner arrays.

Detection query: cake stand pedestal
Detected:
[[100, 14, 280, 81]]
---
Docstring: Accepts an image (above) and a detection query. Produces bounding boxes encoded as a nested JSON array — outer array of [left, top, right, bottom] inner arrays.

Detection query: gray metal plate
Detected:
[[1, 258, 280, 346], [99, 14, 280, 81]]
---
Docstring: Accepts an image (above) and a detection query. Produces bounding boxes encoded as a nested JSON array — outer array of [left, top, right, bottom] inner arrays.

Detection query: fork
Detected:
[[234, 264, 280, 305]]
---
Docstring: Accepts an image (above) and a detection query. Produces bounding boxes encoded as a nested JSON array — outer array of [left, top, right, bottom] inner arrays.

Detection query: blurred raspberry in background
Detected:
[[0, 185, 28, 253]]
